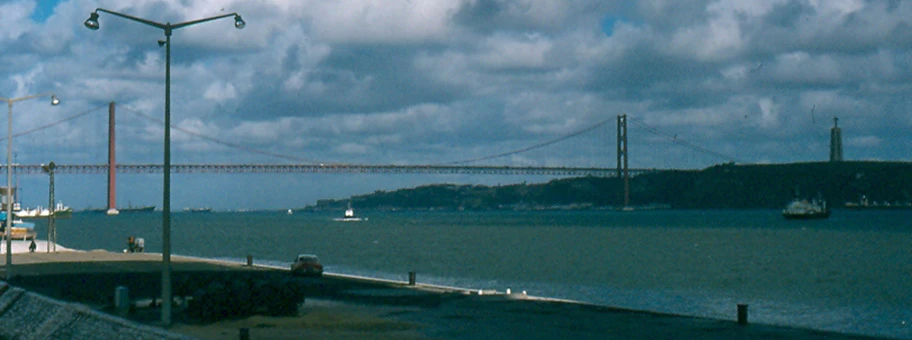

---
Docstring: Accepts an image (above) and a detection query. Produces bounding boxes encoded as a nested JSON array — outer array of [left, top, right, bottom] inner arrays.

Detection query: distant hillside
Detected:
[[305, 161, 912, 210]]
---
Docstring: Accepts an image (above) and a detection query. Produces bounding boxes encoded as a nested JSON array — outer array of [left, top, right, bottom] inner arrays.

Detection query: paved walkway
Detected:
[[0, 239, 71, 254]]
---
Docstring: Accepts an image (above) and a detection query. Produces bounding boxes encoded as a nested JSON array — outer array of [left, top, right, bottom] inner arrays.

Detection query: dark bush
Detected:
[[186, 279, 304, 322]]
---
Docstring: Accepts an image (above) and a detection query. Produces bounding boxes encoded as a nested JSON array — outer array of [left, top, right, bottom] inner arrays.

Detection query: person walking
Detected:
[[29, 239, 36, 253]]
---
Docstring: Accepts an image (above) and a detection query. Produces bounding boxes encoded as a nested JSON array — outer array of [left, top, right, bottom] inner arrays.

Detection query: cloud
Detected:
[[0, 1, 37, 41], [202, 81, 237, 101], [3, 0, 912, 209]]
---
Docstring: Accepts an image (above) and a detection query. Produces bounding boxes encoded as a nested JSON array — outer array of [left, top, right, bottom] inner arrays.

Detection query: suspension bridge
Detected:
[[8, 163, 635, 177], [3, 102, 737, 211]]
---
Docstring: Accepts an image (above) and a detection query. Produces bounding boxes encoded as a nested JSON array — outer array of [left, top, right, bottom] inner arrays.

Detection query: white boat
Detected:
[[333, 202, 365, 222], [15, 202, 72, 219], [782, 197, 830, 220], [15, 207, 43, 218]]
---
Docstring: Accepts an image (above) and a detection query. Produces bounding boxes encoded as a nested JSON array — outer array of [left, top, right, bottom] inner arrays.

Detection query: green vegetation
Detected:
[[307, 161, 912, 210]]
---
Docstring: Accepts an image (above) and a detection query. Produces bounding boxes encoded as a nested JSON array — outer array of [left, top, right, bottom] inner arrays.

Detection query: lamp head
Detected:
[[84, 12, 100, 30], [50, 95, 60, 106], [41, 162, 55, 173], [234, 15, 246, 29]]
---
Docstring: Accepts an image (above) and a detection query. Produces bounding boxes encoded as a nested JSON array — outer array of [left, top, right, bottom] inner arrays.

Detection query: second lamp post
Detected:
[[85, 8, 245, 327]]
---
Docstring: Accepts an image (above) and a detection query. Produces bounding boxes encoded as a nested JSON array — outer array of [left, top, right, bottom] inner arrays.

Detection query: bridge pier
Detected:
[[107, 101, 119, 215], [617, 114, 629, 207]]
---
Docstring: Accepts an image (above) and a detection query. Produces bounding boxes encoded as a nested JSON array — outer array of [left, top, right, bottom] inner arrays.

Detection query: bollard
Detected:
[[737, 304, 749, 325], [246, 254, 253, 266], [114, 286, 130, 317], [408, 271, 416, 285], [239, 327, 250, 340]]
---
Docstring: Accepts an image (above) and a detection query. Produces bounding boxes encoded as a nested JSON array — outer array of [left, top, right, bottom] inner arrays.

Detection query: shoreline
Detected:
[[2, 241, 892, 339], [118, 255, 893, 339]]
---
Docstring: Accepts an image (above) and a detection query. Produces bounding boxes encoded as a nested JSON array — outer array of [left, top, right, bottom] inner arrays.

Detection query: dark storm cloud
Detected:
[[234, 44, 466, 118], [581, 44, 725, 110], [632, 1, 713, 33], [451, 0, 504, 33], [452, 0, 615, 34], [750, 1, 912, 56], [762, 0, 812, 29]]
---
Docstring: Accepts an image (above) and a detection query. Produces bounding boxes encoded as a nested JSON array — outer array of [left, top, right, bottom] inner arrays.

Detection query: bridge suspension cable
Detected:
[[6, 103, 621, 173], [0, 104, 108, 141], [627, 116, 742, 164], [0, 102, 731, 169], [122, 105, 614, 168], [446, 119, 613, 165], [120, 106, 326, 164]]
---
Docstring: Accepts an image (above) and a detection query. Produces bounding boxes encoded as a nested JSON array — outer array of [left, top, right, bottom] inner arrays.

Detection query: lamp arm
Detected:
[[0, 93, 55, 104], [171, 12, 239, 30], [95, 8, 166, 29]]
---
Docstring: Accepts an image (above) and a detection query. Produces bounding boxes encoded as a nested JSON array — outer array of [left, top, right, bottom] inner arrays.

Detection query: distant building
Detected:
[[830, 117, 843, 162]]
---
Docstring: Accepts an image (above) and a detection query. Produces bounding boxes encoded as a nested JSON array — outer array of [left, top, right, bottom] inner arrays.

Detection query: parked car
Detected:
[[291, 254, 323, 277]]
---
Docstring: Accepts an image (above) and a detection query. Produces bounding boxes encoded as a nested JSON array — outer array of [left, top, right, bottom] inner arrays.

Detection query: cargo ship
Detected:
[[83, 205, 155, 214]]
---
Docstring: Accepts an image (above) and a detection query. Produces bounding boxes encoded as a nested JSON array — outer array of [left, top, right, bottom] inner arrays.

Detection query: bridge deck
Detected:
[[3, 163, 643, 176]]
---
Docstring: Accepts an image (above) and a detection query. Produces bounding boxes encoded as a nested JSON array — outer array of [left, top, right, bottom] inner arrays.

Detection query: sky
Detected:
[[2, 0, 912, 210]]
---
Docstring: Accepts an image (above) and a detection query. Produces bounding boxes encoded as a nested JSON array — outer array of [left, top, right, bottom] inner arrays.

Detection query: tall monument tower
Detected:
[[829, 117, 843, 162]]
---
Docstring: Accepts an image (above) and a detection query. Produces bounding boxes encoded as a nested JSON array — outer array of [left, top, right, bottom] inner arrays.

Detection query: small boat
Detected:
[[185, 207, 212, 213], [782, 196, 830, 220], [53, 202, 73, 218], [333, 202, 365, 222], [0, 212, 37, 240]]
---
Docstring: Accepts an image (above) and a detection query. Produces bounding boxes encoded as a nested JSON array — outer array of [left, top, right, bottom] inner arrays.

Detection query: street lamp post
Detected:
[[85, 8, 245, 327], [42, 161, 57, 253], [2, 93, 60, 280]]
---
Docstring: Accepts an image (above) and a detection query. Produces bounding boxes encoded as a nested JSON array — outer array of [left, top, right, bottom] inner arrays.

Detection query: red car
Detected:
[[291, 254, 323, 277]]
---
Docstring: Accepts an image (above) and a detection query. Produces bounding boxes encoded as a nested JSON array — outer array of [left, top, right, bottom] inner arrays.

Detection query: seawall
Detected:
[[0, 281, 189, 339]]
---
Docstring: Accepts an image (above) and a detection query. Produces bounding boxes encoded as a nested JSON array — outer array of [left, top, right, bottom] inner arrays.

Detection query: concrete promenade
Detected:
[[0, 239, 72, 254], [0, 241, 891, 339]]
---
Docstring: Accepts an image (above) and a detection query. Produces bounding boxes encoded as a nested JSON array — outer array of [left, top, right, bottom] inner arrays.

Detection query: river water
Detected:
[[29, 209, 912, 338]]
